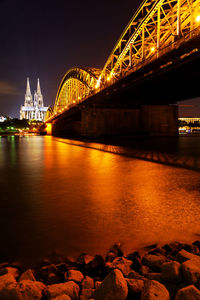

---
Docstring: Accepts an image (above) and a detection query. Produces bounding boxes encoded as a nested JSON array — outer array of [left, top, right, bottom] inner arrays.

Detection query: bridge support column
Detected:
[[46, 123, 52, 135], [141, 105, 178, 136], [81, 105, 178, 138]]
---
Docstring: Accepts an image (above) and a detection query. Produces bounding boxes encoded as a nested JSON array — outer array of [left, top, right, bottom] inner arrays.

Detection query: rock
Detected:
[[56, 263, 69, 273], [108, 243, 123, 257], [52, 296, 71, 300], [65, 269, 84, 283], [148, 247, 166, 256], [182, 244, 200, 255], [40, 264, 57, 278], [127, 270, 145, 280], [141, 280, 170, 300], [95, 281, 102, 289], [109, 257, 132, 277], [193, 240, 200, 250], [126, 251, 142, 272], [77, 253, 94, 265], [146, 273, 162, 281], [46, 272, 59, 285], [16, 280, 47, 299], [174, 250, 200, 263], [182, 259, 200, 284], [20, 269, 36, 281], [48, 281, 79, 299], [85, 255, 107, 278], [94, 269, 128, 300], [105, 252, 116, 263], [161, 261, 182, 283], [81, 276, 94, 289], [175, 285, 200, 300], [126, 278, 144, 297], [80, 288, 95, 299], [0, 273, 17, 299], [0, 267, 19, 278], [141, 265, 152, 276], [142, 254, 166, 272]]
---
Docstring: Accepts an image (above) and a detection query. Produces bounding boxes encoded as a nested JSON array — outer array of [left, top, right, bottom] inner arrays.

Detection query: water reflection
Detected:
[[0, 135, 200, 264]]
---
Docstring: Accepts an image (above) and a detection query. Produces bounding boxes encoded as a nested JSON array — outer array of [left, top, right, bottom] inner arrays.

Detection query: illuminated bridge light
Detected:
[[196, 15, 200, 22]]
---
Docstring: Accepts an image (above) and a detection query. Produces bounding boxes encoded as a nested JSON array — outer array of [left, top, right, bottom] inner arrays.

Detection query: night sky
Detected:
[[0, 0, 199, 117]]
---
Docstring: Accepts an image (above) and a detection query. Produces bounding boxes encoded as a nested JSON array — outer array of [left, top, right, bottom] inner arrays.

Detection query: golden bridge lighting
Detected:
[[46, 0, 200, 122], [196, 15, 200, 22]]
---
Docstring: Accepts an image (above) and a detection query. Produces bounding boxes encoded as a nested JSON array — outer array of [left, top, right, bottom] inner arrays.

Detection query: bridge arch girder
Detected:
[[54, 67, 101, 114], [100, 0, 200, 82]]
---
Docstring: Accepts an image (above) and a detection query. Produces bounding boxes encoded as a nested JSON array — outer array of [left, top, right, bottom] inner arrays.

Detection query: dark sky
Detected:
[[0, 0, 199, 117]]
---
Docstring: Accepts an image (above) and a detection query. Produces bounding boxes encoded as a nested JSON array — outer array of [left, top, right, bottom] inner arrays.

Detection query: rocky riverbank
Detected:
[[1, 241, 200, 299]]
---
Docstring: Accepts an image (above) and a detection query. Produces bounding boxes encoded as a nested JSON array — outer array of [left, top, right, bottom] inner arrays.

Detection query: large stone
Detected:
[[182, 259, 200, 284], [109, 257, 132, 277], [77, 254, 94, 265], [80, 288, 95, 299], [81, 276, 94, 289], [52, 296, 71, 300], [175, 285, 200, 300], [174, 250, 200, 263], [0, 273, 17, 299], [40, 264, 57, 278], [141, 280, 170, 300], [0, 267, 19, 278], [15, 280, 47, 299], [127, 270, 145, 280], [20, 269, 36, 281], [142, 255, 166, 272], [161, 261, 182, 283], [65, 270, 84, 283], [94, 269, 128, 300], [48, 281, 79, 300], [126, 278, 144, 297]]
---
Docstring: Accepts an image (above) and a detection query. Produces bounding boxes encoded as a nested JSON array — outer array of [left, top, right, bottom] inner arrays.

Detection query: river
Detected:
[[0, 135, 200, 265]]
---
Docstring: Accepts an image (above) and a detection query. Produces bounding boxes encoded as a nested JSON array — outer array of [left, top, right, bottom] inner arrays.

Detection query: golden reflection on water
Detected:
[[40, 136, 200, 257], [1, 135, 200, 263]]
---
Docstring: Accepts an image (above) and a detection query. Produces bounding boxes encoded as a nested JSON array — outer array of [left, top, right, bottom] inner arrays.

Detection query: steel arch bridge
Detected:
[[54, 67, 101, 115], [47, 0, 200, 120]]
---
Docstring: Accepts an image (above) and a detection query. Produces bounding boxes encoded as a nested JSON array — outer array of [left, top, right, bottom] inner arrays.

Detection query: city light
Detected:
[[151, 47, 155, 53]]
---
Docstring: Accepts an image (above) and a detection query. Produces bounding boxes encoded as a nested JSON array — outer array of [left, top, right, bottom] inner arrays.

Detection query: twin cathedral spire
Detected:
[[20, 78, 48, 121]]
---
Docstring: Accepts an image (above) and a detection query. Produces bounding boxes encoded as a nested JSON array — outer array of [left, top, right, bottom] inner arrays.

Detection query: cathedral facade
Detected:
[[20, 78, 48, 121]]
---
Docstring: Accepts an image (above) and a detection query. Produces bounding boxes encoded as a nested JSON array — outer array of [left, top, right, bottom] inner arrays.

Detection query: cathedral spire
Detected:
[[26, 77, 31, 95], [37, 78, 41, 95]]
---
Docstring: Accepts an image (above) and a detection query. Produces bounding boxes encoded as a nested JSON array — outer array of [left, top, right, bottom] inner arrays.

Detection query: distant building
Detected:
[[20, 78, 48, 121], [0, 116, 6, 122]]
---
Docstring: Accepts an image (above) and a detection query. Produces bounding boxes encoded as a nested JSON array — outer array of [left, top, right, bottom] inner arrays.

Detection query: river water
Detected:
[[0, 135, 200, 265]]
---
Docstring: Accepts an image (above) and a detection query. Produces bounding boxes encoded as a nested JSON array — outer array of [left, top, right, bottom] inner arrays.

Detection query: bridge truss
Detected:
[[54, 67, 101, 115], [47, 0, 200, 121]]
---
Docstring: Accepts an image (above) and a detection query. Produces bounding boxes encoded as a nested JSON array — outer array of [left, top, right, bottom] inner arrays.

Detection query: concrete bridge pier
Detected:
[[81, 105, 178, 137], [45, 104, 178, 138]]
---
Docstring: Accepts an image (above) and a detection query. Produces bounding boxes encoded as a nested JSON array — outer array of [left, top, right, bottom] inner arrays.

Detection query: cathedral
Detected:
[[20, 78, 48, 121]]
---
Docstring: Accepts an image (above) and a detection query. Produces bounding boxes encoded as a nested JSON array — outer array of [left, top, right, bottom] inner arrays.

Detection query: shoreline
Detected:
[[1, 240, 200, 299]]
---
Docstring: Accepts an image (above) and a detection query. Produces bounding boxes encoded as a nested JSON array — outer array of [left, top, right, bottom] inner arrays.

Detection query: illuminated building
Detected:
[[20, 78, 48, 121], [0, 116, 6, 122], [179, 117, 200, 124]]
